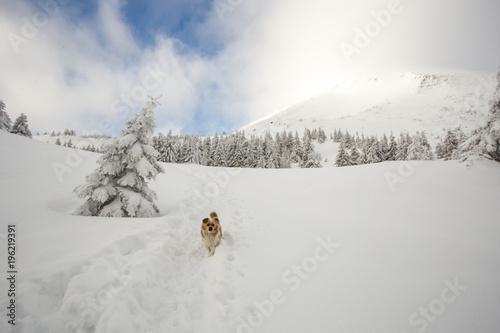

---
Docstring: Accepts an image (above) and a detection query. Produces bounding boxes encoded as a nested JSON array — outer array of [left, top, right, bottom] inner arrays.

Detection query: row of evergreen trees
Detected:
[[333, 67, 500, 166], [55, 138, 102, 153], [334, 131, 434, 167], [152, 128, 323, 169], [0, 100, 32, 138]]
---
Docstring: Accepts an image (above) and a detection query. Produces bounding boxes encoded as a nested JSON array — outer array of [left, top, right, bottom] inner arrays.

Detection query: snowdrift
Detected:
[[1, 130, 500, 333]]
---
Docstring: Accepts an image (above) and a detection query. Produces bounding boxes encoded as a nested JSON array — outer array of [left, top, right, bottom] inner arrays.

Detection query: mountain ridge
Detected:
[[240, 70, 496, 139]]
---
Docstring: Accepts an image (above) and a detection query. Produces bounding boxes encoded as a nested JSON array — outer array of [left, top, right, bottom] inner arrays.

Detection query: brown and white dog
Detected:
[[201, 211, 223, 256]]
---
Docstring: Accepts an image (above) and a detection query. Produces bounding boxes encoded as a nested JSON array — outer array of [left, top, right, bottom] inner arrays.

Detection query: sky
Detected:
[[1, 0, 499, 136]]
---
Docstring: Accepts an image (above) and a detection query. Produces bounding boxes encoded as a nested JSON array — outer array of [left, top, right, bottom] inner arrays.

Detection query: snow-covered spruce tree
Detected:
[[481, 66, 500, 161], [317, 128, 327, 143], [406, 132, 434, 160], [364, 138, 384, 164], [386, 133, 398, 161], [380, 134, 389, 157], [440, 129, 460, 160], [11, 113, 32, 138], [458, 128, 489, 161], [300, 134, 322, 168], [458, 67, 500, 162], [335, 141, 354, 167], [350, 146, 360, 164], [290, 131, 302, 163], [395, 132, 411, 160], [180, 135, 201, 164], [232, 133, 248, 167], [200, 136, 212, 166], [245, 137, 259, 168], [74, 96, 165, 217], [152, 133, 168, 163], [212, 137, 226, 167], [0, 99, 12, 131], [263, 131, 279, 168]]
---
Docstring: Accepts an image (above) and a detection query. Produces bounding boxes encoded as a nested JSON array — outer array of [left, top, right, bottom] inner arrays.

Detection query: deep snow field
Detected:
[[1, 130, 500, 333]]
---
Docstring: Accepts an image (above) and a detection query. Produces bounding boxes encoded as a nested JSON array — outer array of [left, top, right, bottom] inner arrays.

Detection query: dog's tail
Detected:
[[210, 211, 219, 223]]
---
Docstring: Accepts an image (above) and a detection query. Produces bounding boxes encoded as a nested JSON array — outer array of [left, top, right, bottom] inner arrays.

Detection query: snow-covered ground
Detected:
[[1, 130, 500, 333]]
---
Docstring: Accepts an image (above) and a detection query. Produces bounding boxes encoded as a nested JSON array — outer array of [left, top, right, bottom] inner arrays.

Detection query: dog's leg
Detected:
[[208, 246, 215, 256]]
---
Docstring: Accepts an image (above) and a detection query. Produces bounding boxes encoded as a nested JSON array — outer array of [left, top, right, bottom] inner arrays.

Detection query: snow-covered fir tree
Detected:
[[74, 96, 165, 217], [200, 136, 212, 166], [300, 134, 322, 168], [364, 138, 384, 164], [395, 132, 411, 160], [350, 146, 360, 164], [456, 67, 500, 162], [11, 113, 32, 138], [232, 132, 248, 167], [335, 141, 354, 167], [0, 99, 12, 131], [290, 131, 302, 163], [386, 133, 398, 161], [209, 133, 220, 166], [245, 137, 259, 168], [317, 128, 327, 143], [152, 133, 168, 163], [406, 132, 434, 160], [457, 128, 489, 161], [180, 135, 201, 164], [440, 127, 464, 160], [481, 66, 500, 161], [213, 136, 227, 167]]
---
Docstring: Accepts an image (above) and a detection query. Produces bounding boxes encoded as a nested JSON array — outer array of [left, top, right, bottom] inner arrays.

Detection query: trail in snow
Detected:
[[57, 166, 252, 333]]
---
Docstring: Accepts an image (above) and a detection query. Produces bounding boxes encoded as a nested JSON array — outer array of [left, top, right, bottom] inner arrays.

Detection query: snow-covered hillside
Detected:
[[1, 130, 500, 332], [33, 134, 112, 151], [242, 71, 496, 139]]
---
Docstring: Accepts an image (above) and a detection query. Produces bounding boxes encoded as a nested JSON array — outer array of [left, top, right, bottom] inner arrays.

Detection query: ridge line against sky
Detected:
[[1, 0, 499, 136]]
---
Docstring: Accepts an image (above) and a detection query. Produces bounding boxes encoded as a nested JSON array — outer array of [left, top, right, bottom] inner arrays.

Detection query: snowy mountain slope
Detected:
[[1, 131, 500, 332], [33, 134, 112, 151], [242, 71, 496, 138]]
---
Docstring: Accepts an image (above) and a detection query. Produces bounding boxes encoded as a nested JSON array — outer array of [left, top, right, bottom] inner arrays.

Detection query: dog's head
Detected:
[[202, 217, 220, 234]]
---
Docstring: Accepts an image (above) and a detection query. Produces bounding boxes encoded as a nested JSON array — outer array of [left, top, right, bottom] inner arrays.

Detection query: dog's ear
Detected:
[[210, 211, 218, 219], [202, 218, 210, 224]]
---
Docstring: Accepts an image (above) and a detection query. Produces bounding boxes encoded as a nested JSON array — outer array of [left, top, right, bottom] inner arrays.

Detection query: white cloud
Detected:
[[0, 0, 498, 136], [0, 0, 209, 135]]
